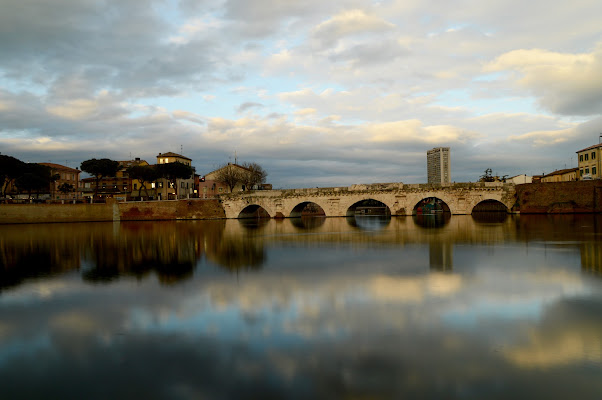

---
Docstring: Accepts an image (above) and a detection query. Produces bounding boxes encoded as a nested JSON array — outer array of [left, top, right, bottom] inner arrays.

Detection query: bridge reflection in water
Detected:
[[2, 215, 602, 399], [1, 214, 598, 290]]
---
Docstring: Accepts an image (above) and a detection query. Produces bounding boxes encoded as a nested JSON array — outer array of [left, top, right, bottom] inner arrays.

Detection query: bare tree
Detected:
[[214, 163, 244, 193], [241, 162, 267, 190]]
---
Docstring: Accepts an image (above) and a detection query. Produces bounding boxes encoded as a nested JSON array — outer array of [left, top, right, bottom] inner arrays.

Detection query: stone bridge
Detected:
[[219, 182, 517, 219]]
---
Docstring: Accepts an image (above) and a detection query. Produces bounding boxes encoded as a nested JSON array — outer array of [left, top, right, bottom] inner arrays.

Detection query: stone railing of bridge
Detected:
[[218, 182, 517, 219]]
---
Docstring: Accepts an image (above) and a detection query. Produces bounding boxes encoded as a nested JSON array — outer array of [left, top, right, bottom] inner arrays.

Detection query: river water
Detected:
[[1, 214, 602, 399]]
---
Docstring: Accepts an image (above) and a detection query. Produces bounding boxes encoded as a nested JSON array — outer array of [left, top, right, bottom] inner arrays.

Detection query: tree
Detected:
[[0, 155, 25, 197], [80, 158, 120, 198], [157, 162, 193, 199], [214, 163, 244, 193], [127, 165, 160, 199], [15, 163, 52, 199], [479, 168, 495, 182], [241, 162, 267, 190], [58, 182, 74, 196]]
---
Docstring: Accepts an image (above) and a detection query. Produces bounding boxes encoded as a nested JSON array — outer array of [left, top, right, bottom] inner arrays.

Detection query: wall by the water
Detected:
[[516, 181, 602, 213], [0, 202, 116, 224], [0, 199, 225, 224], [118, 199, 225, 221]]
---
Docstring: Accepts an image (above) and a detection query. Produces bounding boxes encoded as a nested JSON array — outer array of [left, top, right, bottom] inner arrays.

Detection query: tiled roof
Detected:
[[576, 143, 602, 153], [543, 167, 578, 177], [38, 162, 80, 173], [157, 152, 192, 160]]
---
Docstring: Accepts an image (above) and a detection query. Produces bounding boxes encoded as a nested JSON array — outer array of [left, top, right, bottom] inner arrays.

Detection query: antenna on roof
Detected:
[[181, 145, 183, 155], [234, 150, 237, 164]]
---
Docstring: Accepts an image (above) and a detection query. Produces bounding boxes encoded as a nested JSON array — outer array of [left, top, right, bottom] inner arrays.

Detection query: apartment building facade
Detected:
[[427, 147, 451, 185]]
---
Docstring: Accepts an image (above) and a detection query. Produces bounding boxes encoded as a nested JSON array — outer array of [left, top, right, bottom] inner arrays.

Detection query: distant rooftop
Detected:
[[38, 162, 80, 173], [157, 152, 191, 160], [543, 167, 578, 177]]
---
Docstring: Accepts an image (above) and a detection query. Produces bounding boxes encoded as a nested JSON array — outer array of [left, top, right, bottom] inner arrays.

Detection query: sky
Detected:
[[1, 0, 602, 188]]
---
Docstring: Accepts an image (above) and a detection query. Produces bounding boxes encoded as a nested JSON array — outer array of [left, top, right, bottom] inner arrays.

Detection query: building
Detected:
[[427, 147, 450, 185], [506, 174, 532, 184], [198, 163, 271, 198], [541, 168, 578, 183], [576, 143, 602, 180], [199, 163, 250, 198], [38, 163, 82, 201], [155, 152, 195, 200], [81, 158, 148, 201]]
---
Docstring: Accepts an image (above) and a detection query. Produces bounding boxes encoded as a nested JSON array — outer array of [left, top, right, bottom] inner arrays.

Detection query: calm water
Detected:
[[1, 214, 602, 399]]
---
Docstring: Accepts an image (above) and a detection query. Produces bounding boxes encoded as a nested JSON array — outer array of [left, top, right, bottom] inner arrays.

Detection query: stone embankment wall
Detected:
[[515, 181, 602, 213], [118, 199, 225, 221], [0, 199, 225, 224]]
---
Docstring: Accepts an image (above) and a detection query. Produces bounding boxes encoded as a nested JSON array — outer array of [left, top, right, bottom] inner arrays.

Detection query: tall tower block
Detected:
[[427, 147, 450, 184]]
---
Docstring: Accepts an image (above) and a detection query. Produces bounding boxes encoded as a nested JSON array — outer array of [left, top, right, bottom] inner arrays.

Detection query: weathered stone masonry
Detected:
[[219, 182, 517, 219]]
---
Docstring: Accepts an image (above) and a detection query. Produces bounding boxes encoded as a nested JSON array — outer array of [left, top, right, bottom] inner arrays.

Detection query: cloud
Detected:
[[487, 45, 602, 115], [311, 9, 396, 49]]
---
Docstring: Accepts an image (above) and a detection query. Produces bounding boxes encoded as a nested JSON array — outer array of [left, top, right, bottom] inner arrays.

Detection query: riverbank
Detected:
[[0, 199, 225, 224], [1, 181, 601, 224]]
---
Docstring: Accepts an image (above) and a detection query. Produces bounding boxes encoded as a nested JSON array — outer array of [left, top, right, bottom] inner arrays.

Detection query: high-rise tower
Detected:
[[427, 147, 450, 184]]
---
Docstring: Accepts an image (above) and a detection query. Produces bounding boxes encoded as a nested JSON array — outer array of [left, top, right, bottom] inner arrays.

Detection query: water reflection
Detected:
[[346, 215, 391, 231], [472, 211, 509, 224], [2, 215, 602, 399], [412, 212, 451, 228], [290, 216, 326, 230]]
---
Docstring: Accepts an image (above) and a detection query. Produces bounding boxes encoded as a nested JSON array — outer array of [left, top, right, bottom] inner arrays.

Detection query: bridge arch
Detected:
[[471, 199, 509, 213], [345, 198, 392, 217], [237, 204, 272, 219], [412, 197, 451, 215], [288, 201, 327, 218]]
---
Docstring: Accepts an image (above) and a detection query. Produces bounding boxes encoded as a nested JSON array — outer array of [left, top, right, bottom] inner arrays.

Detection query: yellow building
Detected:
[[118, 158, 150, 199], [576, 143, 602, 180], [38, 163, 81, 201], [155, 152, 194, 200], [541, 168, 578, 183]]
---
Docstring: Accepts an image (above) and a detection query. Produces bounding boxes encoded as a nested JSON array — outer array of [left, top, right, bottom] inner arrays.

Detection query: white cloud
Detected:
[[487, 45, 602, 115]]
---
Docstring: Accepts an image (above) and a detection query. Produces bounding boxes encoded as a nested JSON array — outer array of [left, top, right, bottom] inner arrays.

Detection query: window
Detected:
[[594, 167, 598, 175], [580, 169, 584, 176], [593, 152, 596, 160], [580, 155, 584, 162], [585, 154, 589, 161], [158, 182, 163, 188], [218, 187, 223, 193], [585, 168, 590, 174], [151, 182, 156, 188], [181, 182, 185, 188], [134, 184, 138, 190]]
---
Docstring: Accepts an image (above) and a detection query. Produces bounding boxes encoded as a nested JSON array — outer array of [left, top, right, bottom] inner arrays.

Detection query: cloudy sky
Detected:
[[1, 0, 602, 187]]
